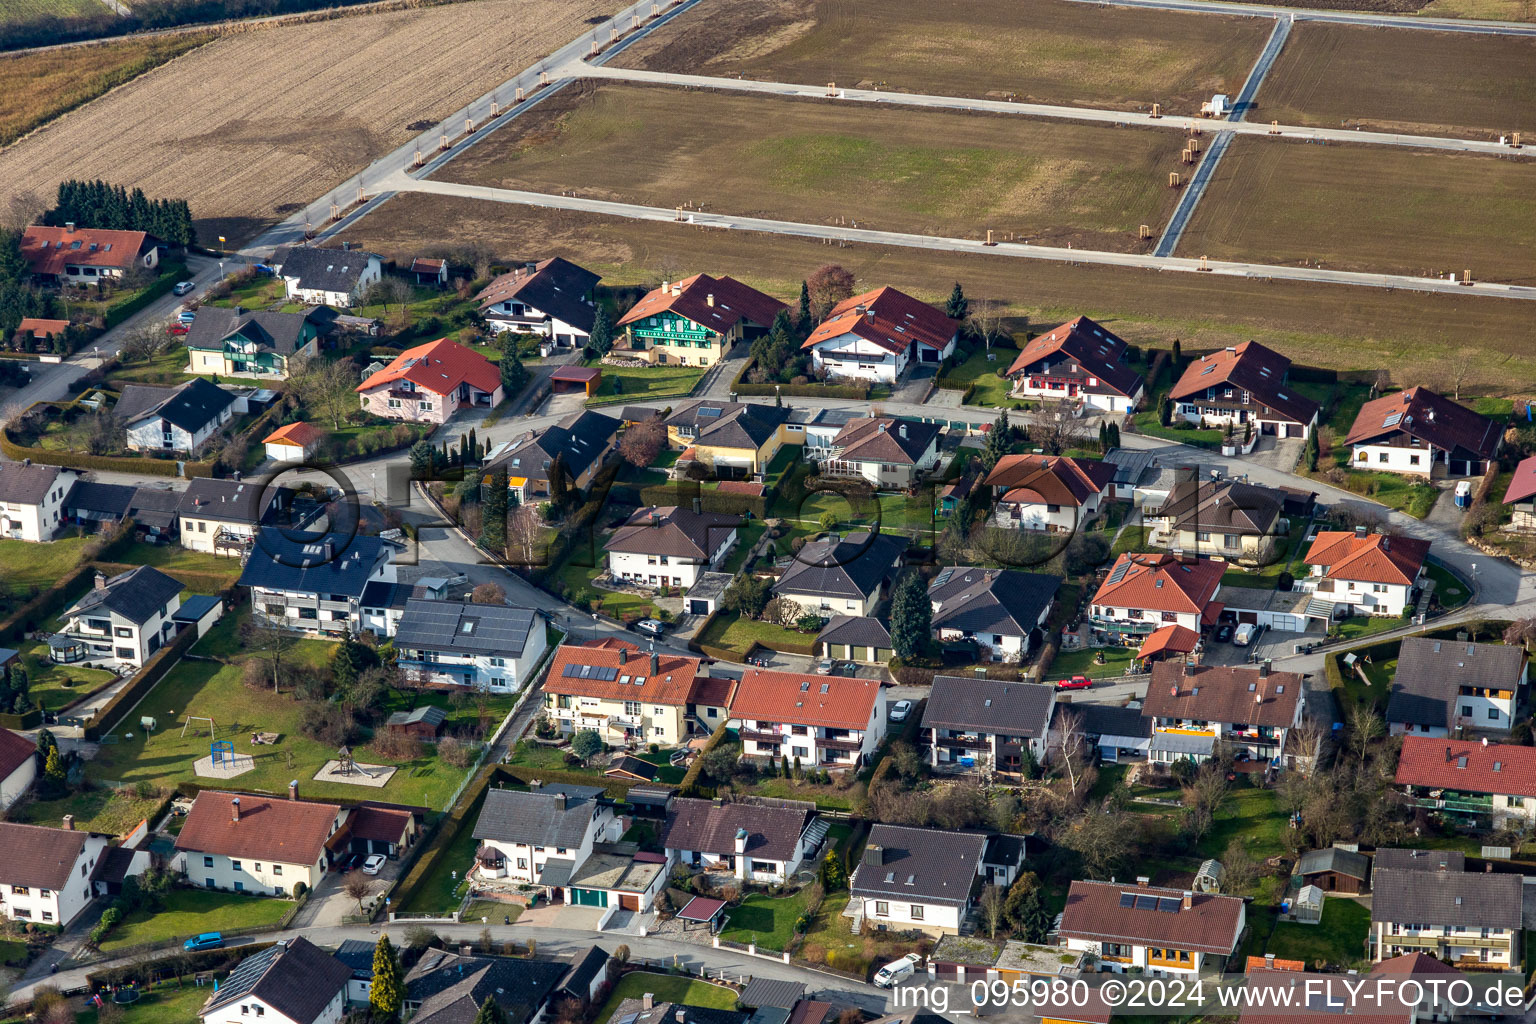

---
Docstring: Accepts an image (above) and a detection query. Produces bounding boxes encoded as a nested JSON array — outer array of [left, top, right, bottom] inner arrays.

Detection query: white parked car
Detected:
[[874, 952, 922, 988], [816, 659, 834, 675], [362, 854, 386, 875], [889, 700, 913, 722], [1233, 623, 1257, 646]]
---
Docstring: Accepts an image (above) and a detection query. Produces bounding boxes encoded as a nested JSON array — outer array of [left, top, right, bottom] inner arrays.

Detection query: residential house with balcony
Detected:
[[1371, 863, 1523, 967], [927, 567, 1060, 662], [197, 936, 352, 1024], [773, 531, 906, 618], [1387, 636, 1527, 737], [273, 245, 382, 308], [542, 640, 707, 748], [1145, 477, 1295, 564], [356, 337, 502, 425], [184, 306, 320, 380], [401, 947, 574, 1024], [21, 224, 157, 284], [850, 824, 1023, 936], [392, 598, 546, 692], [1005, 316, 1145, 414], [662, 796, 827, 884], [1141, 661, 1305, 767], [173, 790, 345, 895], [177, 477, 291, 555], [805, 417, 941, 490], [1088, 553, 1224, 642], [729, 669, 885, 769], [1394, 736, 1536, 828], [604, 504, 741, 590], [0, 820, 108, 926], [616, 274, 786, 368], [50, 567, 181, 668], [476, 258, 601, 346], [238, 531, 394, 636], [800, 286, 958, 383], [1346, 387, 1501, 479], [1168, 342, 1319, 439], [984, 454, 1115, 533], [1059, 879, 1245, 976], [484, 409, 620, 502], [664, 401, 796, 479], [0, 461, 76, 542], [920, 676, 1056, 775], [1052, 702, 1152, 764], [117, 378, 238, 455], [1300, 529, 1429, 618]]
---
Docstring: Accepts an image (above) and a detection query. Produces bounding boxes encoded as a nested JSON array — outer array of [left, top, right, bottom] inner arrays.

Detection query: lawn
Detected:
[[719, 886, 815, 952], [1048, 646, 1137, 681], [941, 350, 1026, 409], [720, 521, 767, 574], [14, 785, 169, 837], [1330, 614, 1411, 643], [1130, 409, 1225, 448], [397, 804, 483, 915], [1202, 786, 1288, 861], [460, 900, 523, 925], [110, 542, 246, 589], [0, 938, 26, 966], [1334, 655, 1397, 715], [1266, 898, 1371, 968], [748, 776, 857, 811], [1327, 469, 1440, 520], [72, 980, 209, 1024], [697, 611, 816, 657], [1425, 562, 1470, 608], [97, 888, 291, 953], [785, 489, 935, 540], [587, 361, 708, 404], [595, 974, 737, 1024], [548, 549, 665, 621], [13, 640, 116, 713], [0, 535, 92, 599]]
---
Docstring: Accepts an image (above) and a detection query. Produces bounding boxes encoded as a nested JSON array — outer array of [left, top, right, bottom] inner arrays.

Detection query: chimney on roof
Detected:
[[706, 293, 715, 307], [898, 423, 907, 440], [1182, 890, 1193, 910], [854, 304, 866, 315], [650, 512, 662, 527], [650, 652, 659, 675], [1482, 736, 1488, 748], [693, 497, 702, 514], [643, 994, 655, 1011], [63, 814, 74, 831], [21, 458, 29, 467], [619, 647, 628, 665], [1183, 661, 1196, 678], [289, 780, 298, 801], [1265, 953, 1275, 968], [672, 283, 682, 297], [65, 222, 75, 233], [1355, 525, 1367, 538], [525, 262, 537, 274], [1380, 536, 1389, 552], [94, 571, 107, 591], [734, 827, 748, 854], [1136, 876, 1149, 887], [865, 844, 885, 867], [1259, 660, 1270, 678], [553, 791, 567, 811], [1485, 862, 1493, 873], [661, 281, 669, 293], [1446, 746, 1454, 762], [231, 797, 241, 823], [233, 470, 242, 482], [324, 539, 335, 561]]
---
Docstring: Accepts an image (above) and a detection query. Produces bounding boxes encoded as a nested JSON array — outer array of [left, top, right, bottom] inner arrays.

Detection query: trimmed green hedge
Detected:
[[677, 721, 731, 798], [731, 359, 868, 400], [104, 261, 187, 329], [0, 708, 42, 730], [0, 422, 204, 477]]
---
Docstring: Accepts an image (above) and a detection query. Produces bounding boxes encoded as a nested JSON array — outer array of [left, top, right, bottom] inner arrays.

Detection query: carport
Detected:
[[550, 365, 601, 396]]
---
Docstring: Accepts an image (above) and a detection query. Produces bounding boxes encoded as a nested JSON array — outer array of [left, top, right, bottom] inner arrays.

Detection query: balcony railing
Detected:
[[934, 734, 990, 750], [818, 737, 863, 753], [1409, 795, 1494, 814], [740, 730, 784, 745]]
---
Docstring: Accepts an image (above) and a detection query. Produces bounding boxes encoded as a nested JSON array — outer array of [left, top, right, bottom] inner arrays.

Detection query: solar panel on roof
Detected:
[[1106, 561, 1132, 585], [1119, 892, 1136, 908], [1384, 411, 1403, 428], [1135, 894, 1157, 910], [1157, 897, 1181, 913]]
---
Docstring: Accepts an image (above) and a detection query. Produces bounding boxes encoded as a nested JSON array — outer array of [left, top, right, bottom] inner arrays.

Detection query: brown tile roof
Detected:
[[543, 639, 703, 705], [0, 728, 36, 781], [1303, 531, 1429, 586], [1169, 341, 1320, 426], [1245, 955, 1304, 972], [802, 286, 956, 355], [1370, 952, 1463, 976], [604, 505, 741, 560], [618, 273, 786, 334], [1058, 879, 1244, 955], [729, 669, 880, 729], [348, 805, 413, 844], [1005, 316, 1144, 399], [831, 417, 941, 466], [986, 454, 1115, 508], [1156, 478, 1285, 536], [1137, 624, 1200, 660], [17, 317, 70, 339], [1504, 455, 1536, 505], [688, 675, 737, 708], [662, 796, 817, 862], [22, 225, 148, 276], [174, 791, 340, 865], [0, 821, 90, 889], [1344, 386, 1501, 460], [1144, 661, 1303, 728], [1395, 735, 1536, 798], [715, 481, 765, 497], [1091, 553, 1224, 615]]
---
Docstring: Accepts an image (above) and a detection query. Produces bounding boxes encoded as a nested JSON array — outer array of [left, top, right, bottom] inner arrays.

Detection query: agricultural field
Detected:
[[336, 193, 1536, 392], [0, 0, 622, 245], [610, 0, 1272, 116], [1176, 138, 1536, 285], [0, 0, 107, 24], [1260, 23, 1536, 139], [440, 82, 1187, 252]]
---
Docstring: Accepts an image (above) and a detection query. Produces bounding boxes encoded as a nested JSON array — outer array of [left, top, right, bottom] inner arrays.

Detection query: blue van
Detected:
[[184, 933, 224, 952]]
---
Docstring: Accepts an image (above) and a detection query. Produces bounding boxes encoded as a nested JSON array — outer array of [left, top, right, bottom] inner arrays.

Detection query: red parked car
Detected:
[[1055, 675, 1092, 691], [166, 322, 190, 336]]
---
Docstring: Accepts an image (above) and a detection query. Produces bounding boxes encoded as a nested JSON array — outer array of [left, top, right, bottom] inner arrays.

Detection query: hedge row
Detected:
[[104, 261, 188, 330], [388, 769, 499, 916], [0, 708, 42, 730], [677, 721, 732, 798], [0, 423, 207, 477], [84, 624, 199, 740], [731, 358, 869, 400], [0, 563, 98, 645], [637, 483, 767, 519]]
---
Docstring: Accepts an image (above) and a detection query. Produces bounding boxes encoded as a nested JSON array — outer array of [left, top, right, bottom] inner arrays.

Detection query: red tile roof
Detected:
[[22, 225, 148, 276], [17, 318, 70, 339], [986, 454, 1115, 508], [410, 258, 445, 273], [543, 639, 703, 706], [1303, 531, 1429, 586], [617, 273, 786, 333], [263, 422, 324, 448], [1005, 316, 1144, 399], [688, 675, 737, 708], [1345, 386, 1501, 460], [1504, 455, 1536, 505], [715, 481, 765, 497], [356, 337, 500, 397], [1395, 735, 1536, 798], [0, 728, 35, 782], [1370, 952, 1462, 976], [1091, 553, 1224, 615], [1137, 624, 1199, 660], [1058, 879, 1244, 955], [1169, 341, 1320, 426], [729, 669, 880, 730], [174, 791, 340, 865], [801, 286, 956, 355], [1144, 661, 1304, 728], [1245, 956, 1305, 972]]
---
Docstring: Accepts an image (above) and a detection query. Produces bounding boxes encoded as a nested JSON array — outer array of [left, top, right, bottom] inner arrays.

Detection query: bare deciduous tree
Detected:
[[978, 884, 1007, 938], [507, 503, 543, 569], [619, 417, 666, 468], [1347, 703, 1385, 763], [343, 871, 372, 913], [966, 297, 1006, 349], [289, 356, 361, 430], [1181, 765, 1230, 846]]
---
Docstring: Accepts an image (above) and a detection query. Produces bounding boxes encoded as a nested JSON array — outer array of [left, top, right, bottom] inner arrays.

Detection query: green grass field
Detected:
[[595, 974, 737, 1024], [14, 639, 116, 712], [16, 784, 167, 837], [1, 0, 110, 22], [587, 361, 707, 404], [73, 981, 209, 1024], [697, 610, 816, 657], [719, 887, 815, 951], [1047, 646, 1137, 681], [1267, 898, 1371, 968], [0, 535, 92, 598], [1425, 562, 1470, 608], [98, 888, 291, 953], [940, 350, 1026, 409], [1331, 614, 1411, 642]]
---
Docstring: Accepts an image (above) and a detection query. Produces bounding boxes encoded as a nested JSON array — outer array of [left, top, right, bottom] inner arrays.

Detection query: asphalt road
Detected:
[[1060, 0, 1536, 34]]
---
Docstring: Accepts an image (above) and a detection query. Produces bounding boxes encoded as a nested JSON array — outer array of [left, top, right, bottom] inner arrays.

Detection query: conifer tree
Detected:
[[370, 934, 404, 1021]]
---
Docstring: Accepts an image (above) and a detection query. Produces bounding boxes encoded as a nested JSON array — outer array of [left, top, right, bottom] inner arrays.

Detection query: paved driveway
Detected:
[[291, 858, 405, 928], [517, 902, 606, 931]]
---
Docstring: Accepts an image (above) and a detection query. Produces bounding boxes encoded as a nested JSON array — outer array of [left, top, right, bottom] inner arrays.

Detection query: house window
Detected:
[[517, 858, 528, 869], [910, 905, 924, 920], [874, 901, 889, 917], [231, 860, 242, 871], [234, 881, 244, 891], [11, 886, 28, 896], [114, 627, 132, 638], [41, 911, 52, 922], [1490, 708, 1501, 720], [273, 865, 282, 875], [204, 856, 214, 868]]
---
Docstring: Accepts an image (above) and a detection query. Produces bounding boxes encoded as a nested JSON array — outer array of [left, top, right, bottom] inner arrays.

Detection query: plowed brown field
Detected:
[[0, 0, 619, 244]]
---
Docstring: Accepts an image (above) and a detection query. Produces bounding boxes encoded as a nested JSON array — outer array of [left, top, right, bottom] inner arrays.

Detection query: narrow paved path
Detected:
[[1059, 0, 1536, 34], [1154, 130, 1232, 257]]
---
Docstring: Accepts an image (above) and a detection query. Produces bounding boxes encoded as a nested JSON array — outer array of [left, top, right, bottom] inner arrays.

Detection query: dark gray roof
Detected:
[[179, 477, 287, 525], [112, 383, 180, 424], [473, 784, 606, 849], [403, 948, 566, 1024], [63, 481, 134, 517], [662, 797, 817, 862], [333, 938, 376, 979], [818, 615, 891, 648], [1053, 702, 1151, 741], [921, 676, 1055, 737], [1372, 848, 1465, 873], [666, 400, 791, 451], [984, 833, 1025, 869], [361, 580, 416, 610], [775, 531, 905, 601], [64, 566, 181, 626], [238, 530, 386, 599], [486, 409, 620, 483], [393, 598, 536, 657], [1371, 867, 1522, 929], [275, 246, 378, 294], [117, 376, 235, 433], [128, 486, 183, 529], [0, 461, 67, 505], [605, 505, 740, 559], [556, 945, 610, 1000], [476, 258, 601, 334], [1387, 636, 1528, 731], [202, 937, 352, 1023], [1297, 847, 1370, 881], [738, 978, 805, 1010], [173, 594, 222, 624], [850, 824, 987, 906], [928, 567, 1060, 638], [184, 306, 313, 356], [386, 705, 448, 728], [612, 1000, 749, 1024]]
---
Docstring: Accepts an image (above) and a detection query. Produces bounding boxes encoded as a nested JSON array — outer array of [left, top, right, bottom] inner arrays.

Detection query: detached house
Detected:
[[542, 639, 708, 748], [928, 567, 1060, 662], [485, 409, 620, 501], [1371, 864, 1523, 967], [116, 378, 237, 455], [807, 417, 942, 490], [476, 258, 601, 346], [178, 477, 291, 555], [402, 947, 572, 1024], [730, 669, 885, 769], [1005, 316, 1145, 413], [51, 566, 182, 668], [21, 224, 157, 284], [198, 937, 352, 1024], [605, 504, 741, 589], [617, 274, 786, 367], [1387, 636, 1527, 737], [0, 820, 109, 926], [921, 676, 1056, 775], [1142, 661, 1305, 766], [184, 306, 320, 380], [801, 286, 958, 383], [1395, 736, 1536, 828], [1088, 553, 1225, 641], [850, 824, 1023, 936], [1346, 387, 1502, 479], [356, 337, 502, 424], [0, 729, 37, 811], [663, 796, 827, 884], [239, 531, 395, 636], [273, 246, 383, 307], [392, 598, 546, 692], [174, 790, 345, 895], [1146, 478, 1292, 563], [773, 531, 906, 617], [984, 454, 1115, 533], [664, 400, 795, 478], [1301, 529, 1429, 618], [1169, 342, 1320, 439], [0, 461, 76, 542], [1059, 879, 1245, 976]]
